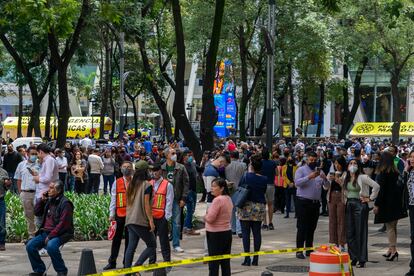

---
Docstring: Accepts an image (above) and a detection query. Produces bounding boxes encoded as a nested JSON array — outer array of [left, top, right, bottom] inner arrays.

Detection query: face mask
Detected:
[[348, 165, 358, 173], [152, 149, 158, 153], [121, 168, 133, 176], [170, 154, 177, 162], [187, 156, 194, 164], [308, 162, 317, 170], [29, 155, 37, 163]]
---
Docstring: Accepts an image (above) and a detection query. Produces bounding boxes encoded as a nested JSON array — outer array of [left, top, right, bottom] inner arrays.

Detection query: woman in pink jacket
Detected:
[[204, 178, 233, 276]]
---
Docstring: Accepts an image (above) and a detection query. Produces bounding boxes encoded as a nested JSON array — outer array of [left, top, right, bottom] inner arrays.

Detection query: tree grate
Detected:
[[266, 265, 310, 273]]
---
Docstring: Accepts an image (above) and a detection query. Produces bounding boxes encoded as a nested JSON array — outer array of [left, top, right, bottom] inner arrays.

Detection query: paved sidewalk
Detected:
[[1, 201, 412, 275]]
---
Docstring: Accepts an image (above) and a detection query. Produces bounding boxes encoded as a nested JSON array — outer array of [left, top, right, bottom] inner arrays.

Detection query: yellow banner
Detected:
[[350, 122, 414, 137], [2, 117, 112, 139], [282, 125, 292, 137]]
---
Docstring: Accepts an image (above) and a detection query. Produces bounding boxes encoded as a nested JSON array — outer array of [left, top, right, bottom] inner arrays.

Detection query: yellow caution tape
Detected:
[[88, 246, 316, 276], [327, 245, 353, 276]]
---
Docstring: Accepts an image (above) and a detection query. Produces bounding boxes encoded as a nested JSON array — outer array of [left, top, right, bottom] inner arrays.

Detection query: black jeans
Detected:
[[346, 199, 369, 263], [295, 197, 320, 250], [124, 224, 156, 268], [89, 173, 101, 194], [285, 187, 297, 216], [206, 230, 232, 276], [274, 186, 285, 212], [240, 220, 261, 263], [74, 179, 86, 194], [321, 189, 328, 213], [409, 206, 414, 271], [58, 172, 67, 189], [154, 218, 171, 262], [108, 216, 129, 266]]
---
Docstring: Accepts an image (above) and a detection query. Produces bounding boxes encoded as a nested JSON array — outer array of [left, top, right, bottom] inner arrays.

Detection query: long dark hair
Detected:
[[376, 151, 399, 175], [126, 169, 151, 205], [344, 159, 362, 188], [334, 156, 347, 172], [212, 178, 230, 196]]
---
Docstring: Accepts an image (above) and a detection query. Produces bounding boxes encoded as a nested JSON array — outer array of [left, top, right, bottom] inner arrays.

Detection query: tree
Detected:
[[199, 0, 226, 151], [47, 0, 91, 147], [0, 0, 55, 137]]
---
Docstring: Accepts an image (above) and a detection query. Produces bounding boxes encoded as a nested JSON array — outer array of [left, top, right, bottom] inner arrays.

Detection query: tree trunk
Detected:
[[316, 81, 325, 137], [391, 72, 401, 144], [342, 61, 349, 124], [200, 0, 225, 151], [288, 62, 295, 137], [27, 101, 42, 137], [171, 0, 201, 160], [56, 66, 71, 148], [109, 46, 116, 139], [137, 36, 173, 140], [100, 34, 111, 139], [338, 56, 368, 139], [17, 84, 23, 138]]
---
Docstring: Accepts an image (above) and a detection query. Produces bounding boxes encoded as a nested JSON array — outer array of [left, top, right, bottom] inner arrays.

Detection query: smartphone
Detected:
[[27, 167, 34, 175], [315, 167, 321, 173]]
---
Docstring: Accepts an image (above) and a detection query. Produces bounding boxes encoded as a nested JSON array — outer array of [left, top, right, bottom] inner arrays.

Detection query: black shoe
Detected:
[[232, 232, 237, 235], [103, 263, 116, 270], [296, 252, 305, 259], [386, 252, 399, 262], [241, 257, 251, 266], [382, 252, 391, 258], [357, 262, 366, 268], [268, 223, 274, 230], [28, 273, 45, 276], [261, 224, 268, 230], [56, 272, 68, 276], [351, 260, 357, 266], [284, 215, 289, 218], [238, 233, 242, 238], [306, 250, 314, 257], [378, 225, 386, 233], [405, 270, 414, 276], [252, 256, 258, 266]]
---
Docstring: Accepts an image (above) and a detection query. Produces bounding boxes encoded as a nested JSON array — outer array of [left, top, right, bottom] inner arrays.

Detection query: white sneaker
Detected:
[[39, 248, 48, 257], [173, 246, 184, 253]]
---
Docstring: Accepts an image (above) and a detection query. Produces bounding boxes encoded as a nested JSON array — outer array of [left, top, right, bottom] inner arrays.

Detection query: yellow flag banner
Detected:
[[350, 122, 414, 137]]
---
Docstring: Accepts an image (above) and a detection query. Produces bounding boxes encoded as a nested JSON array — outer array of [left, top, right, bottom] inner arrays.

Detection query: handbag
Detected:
[[231, 174, 250, 208]]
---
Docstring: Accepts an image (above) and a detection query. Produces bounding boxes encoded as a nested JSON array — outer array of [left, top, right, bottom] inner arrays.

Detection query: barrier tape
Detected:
[[88, 246, 316, 276]]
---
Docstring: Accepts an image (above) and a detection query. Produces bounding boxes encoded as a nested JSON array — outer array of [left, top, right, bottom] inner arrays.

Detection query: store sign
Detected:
[[282, 125, 292, 137], [350, 122, 414, 137]]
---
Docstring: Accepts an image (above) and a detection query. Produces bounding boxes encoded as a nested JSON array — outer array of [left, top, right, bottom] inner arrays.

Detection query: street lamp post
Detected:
[[119, 32, 125, 138], [89, 98, 97, 138], [265, 0, 276, 148]]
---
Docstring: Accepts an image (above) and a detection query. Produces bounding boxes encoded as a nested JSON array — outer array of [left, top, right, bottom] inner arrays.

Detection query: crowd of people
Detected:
[[1, 134, 414, 276]]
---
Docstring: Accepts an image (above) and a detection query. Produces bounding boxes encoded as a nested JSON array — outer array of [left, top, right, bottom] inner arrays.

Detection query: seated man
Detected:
[[26, 181, 74, 276]]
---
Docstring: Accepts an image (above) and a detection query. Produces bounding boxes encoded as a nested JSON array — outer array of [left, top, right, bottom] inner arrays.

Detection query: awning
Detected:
[[349, 122, 414, 137]]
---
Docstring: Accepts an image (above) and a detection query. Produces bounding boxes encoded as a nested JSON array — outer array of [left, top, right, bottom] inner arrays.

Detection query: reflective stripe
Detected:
[[309, 262, 349, 273], [119, 193, 123, 208]]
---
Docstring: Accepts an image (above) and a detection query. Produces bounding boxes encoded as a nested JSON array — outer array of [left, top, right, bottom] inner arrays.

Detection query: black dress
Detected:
[[374, 171, 408, 224]]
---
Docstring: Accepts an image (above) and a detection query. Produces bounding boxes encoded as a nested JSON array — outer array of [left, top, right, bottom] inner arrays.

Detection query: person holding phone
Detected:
[[294, 151, 328, 259]]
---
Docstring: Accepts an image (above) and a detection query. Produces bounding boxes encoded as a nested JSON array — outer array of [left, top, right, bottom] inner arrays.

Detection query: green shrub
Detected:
[[5, 192, 110, 242]]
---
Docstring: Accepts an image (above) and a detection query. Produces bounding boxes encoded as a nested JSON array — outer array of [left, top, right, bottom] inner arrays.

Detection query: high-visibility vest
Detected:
[[116, 177, 128, 217], [274, 166, 285, 187], [150, 179, 169, 219]]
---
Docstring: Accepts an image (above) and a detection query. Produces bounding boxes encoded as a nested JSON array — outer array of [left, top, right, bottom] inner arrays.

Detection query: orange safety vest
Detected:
[[274, 166, 285, 188], [116, 177, 128, 217], [150, 179, 169, 219]]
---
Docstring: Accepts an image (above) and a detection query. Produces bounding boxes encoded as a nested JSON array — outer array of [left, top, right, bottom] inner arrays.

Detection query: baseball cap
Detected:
[[135, 160, 153, 171]]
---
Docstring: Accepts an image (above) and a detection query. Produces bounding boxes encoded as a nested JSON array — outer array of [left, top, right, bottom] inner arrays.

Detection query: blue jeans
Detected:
[[184, 191, 196, 230], [231, 206, 242, 234], [67, 176, 75, 192], [172, 200, 181, 248], [103, 174, 115, 195], [0, 198, 5, 245], [26, 232, 67, 274]]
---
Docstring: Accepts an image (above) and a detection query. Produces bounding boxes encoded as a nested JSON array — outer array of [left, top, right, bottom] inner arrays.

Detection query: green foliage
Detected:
[[5, 192, 110, 242]]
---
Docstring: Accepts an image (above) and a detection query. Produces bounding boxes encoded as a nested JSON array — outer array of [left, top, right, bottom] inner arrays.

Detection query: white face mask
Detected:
[[170, 154, 177, 162], [348, 165, 358, 173]]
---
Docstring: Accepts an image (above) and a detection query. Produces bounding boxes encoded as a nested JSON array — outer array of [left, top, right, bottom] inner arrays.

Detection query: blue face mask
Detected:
[[29, 155, 37, 163], [187, 156, 194, 164]]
